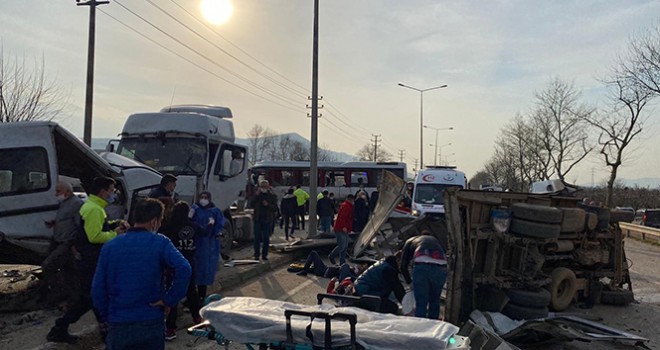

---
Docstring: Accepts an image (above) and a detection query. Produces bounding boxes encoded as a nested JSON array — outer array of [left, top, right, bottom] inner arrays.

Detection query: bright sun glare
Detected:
[[201, 0, 234, 25]]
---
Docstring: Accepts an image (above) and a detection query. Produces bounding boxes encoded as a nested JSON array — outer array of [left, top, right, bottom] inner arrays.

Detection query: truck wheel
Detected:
[[585, 212, 598, 231], [509, 218, 561, 239], [609, 210, 635, 224], [511, 203, 563, 224], [504, 288, 551, 308], [221, 220, 233, 250], [502, 303, 549, 320], [548, 267, 577, 311], [560, 208, 586, 232], [601, 289, 634, 305]]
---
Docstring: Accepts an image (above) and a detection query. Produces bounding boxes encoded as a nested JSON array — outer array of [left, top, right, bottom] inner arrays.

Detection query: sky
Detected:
[[2, 0, 660, 186]]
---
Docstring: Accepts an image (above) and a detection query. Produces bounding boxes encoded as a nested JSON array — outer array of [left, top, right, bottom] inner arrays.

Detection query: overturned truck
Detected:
[[443, 189, 634, 325]]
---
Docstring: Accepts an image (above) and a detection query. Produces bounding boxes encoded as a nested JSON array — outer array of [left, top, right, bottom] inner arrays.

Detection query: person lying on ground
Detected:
[[296, 250, 366, 280]]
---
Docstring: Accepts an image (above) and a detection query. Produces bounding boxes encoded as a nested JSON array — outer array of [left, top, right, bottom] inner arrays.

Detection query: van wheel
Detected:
[[509, 218, 561, 239], [548, 267, 577, 311], [511, 203, 563, 224], [221, 220, 233, 250]]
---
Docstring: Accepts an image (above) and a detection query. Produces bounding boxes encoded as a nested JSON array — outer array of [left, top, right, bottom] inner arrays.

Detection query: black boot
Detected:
[[46, 325, 78, 344]]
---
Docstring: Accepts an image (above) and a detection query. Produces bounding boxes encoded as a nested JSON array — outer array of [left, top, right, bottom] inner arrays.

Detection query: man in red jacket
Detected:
[[328, 194, 355, 265]]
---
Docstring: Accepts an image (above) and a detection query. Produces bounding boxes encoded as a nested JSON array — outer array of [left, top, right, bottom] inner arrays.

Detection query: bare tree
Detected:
[[289, 140, 309, 161], [246, 124, 274, 165], [615, 25, 660, 96], [0, 48, 67, 123], [356, 143, 392, 162], [318, 143, 337, 162], [532, 78, 594, 181], [584, 77, 651, 207]]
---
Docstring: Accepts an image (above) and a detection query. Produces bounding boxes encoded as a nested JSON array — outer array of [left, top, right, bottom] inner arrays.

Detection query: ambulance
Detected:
[[411, 166, 467, 218]]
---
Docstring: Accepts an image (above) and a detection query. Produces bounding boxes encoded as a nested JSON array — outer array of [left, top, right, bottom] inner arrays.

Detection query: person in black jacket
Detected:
[[162, 201, 204, 340], [317, 190, 334, 233], [280, 188, 298, 240], [400, 231, 447, 319], [248, 180, 279, 260], [149, 174, 177, 201], [354, 252, 405, 314], [352, 191, 370, 233]]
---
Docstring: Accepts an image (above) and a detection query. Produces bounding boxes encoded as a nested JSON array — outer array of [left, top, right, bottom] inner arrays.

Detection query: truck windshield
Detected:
[[414, 184, 460, 205], [117, 137, 207, 175]]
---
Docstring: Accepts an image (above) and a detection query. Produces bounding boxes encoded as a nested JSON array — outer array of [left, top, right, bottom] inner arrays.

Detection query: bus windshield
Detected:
[[414, 184, 460, 205], [117, 137, 207, 175]]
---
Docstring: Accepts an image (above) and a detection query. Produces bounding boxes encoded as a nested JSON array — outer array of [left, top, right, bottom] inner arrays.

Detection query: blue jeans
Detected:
[[253, 221, 272, 259], [328, 231, 348, 265], [107, 318, 164, 350], [319, 216, 332, 233], [413, 264, 447, 319]]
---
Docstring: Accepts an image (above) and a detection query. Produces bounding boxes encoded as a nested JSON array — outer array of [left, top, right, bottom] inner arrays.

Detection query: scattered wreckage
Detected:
[[272, 171, 647, 348]]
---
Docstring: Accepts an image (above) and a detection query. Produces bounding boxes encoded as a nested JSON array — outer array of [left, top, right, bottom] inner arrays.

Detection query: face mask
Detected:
[[56, 195, 66, 202], [199, 199, 210, 207], [106, 193, 118, 204]]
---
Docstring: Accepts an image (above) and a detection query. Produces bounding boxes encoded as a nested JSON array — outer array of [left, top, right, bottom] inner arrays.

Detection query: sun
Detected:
[[201, 0, 234, 25]]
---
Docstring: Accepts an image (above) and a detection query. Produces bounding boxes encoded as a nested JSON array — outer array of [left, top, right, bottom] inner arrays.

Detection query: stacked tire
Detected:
[[502, 288, 550, 320], [509, 203, 562, 239]]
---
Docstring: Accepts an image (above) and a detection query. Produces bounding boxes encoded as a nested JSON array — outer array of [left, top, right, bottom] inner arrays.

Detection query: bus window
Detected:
[[302, 171, 310, 186], [350, 171, 368, 187]]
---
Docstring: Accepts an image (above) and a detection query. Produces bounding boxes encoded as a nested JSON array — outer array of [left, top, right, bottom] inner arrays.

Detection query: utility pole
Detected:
[[78, 0, 109, 146], [398, 149, 405, 162], [413, 159, 419, 173], [371, 134, 381, 161], [307, 0, 320, 238], [591, 168, 595, 188]]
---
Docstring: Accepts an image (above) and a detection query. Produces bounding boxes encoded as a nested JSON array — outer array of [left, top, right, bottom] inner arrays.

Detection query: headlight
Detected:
[[412, 209, 419, 216]]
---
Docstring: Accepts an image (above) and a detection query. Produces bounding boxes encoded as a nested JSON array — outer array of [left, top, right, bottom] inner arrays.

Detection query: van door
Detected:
[[0, 123, 59, 255]]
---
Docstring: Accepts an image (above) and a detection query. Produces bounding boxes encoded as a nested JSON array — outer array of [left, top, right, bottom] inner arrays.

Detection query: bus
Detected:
[[249, 161, 407, 199]]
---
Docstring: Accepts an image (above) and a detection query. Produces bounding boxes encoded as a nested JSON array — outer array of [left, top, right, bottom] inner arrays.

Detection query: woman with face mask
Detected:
[[190, 191, 225, 302]]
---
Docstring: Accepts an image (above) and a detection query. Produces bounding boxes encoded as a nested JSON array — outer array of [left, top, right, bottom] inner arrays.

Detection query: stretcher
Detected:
[[188, 295, 470, 350]]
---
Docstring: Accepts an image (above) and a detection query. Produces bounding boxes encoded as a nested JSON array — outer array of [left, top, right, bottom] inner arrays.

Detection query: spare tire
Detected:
[[502, 303, 549, 320], [510, 218, 561, 239], [504, 288, 551, 308], [548, 267, 577, 311], [560, 208, 586, 232], [601, 289, 634, 305], [512, 203, 563, 224], [585, 212, 598, 231], [610, 210, 635, 224]]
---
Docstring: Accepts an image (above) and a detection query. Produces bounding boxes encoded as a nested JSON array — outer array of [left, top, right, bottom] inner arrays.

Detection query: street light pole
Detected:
[[423, 125, 453, 166], [398, 83, 447, 168]]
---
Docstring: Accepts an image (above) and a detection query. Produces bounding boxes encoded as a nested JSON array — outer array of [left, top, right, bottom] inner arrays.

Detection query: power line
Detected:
[[144, 0, 306, 103], [113, 0, 302, 109], [97, 8, 304, 114], [168, 0, 310, 97]]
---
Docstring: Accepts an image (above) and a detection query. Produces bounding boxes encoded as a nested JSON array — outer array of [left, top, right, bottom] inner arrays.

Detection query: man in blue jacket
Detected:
[[92, 198, 191, 350], [353, 252, 405, 314]]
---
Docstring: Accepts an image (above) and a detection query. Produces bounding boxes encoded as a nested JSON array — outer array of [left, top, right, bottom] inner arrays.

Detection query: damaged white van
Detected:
[[0, 122, 162, 264]]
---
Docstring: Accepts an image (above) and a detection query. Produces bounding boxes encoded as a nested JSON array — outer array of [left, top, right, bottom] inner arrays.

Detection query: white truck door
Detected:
[[207, 144, 248, 211]]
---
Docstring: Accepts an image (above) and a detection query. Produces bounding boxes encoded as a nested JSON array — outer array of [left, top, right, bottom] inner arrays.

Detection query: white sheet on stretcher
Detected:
[[200, 297, 463, 350]]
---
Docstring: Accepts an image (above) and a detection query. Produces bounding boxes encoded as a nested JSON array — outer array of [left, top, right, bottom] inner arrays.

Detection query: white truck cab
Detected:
[[111, 105, 248, 247], [0, 122, 162, 263], [411, 166, 466, 218]]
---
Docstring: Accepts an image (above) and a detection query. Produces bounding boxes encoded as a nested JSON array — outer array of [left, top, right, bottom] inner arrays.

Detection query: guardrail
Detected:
[[619, 222, 660, 242]]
